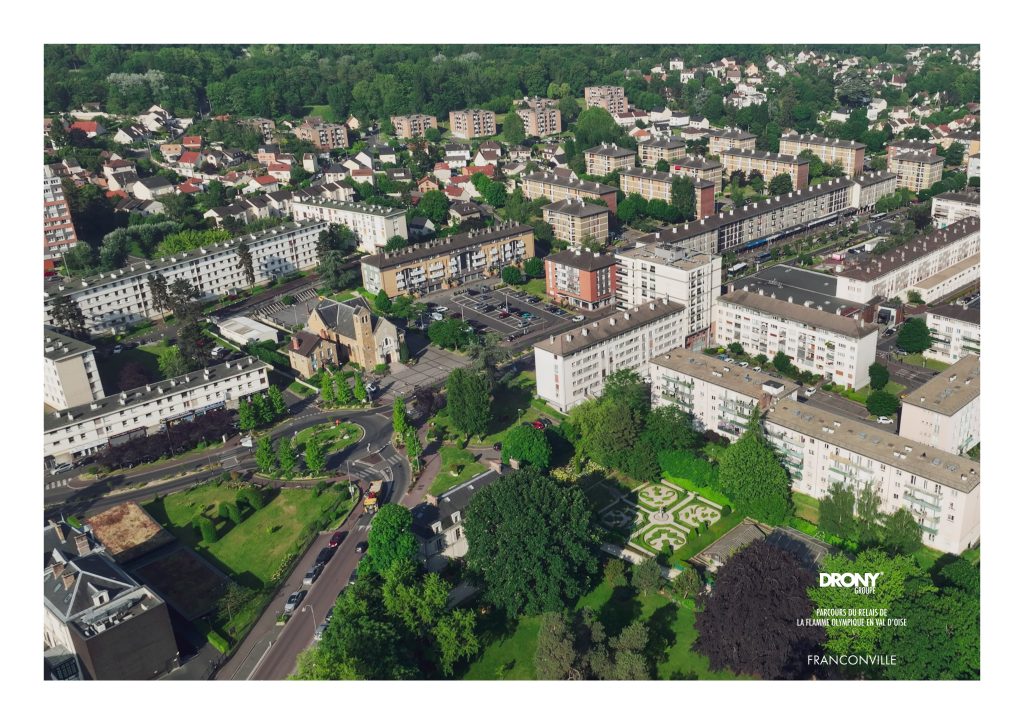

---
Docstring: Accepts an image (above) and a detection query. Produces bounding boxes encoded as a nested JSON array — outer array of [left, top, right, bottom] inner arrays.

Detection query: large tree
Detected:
[[768, 172, 794, 196], [670, 175, 696, 220], [364, 503, 419, 577], [464, 468, 598, 617], [641, 405, 703, 454], [694, 538, 823, 679], [868, 362, 890, 391], [445, 368, 492, 439], [717, 408, 793, 524], [501, 424, 552, 469], [236, 240, 256, 288], [418, 190, 450, 226], [502, 110, 525, 144], [49, 294, 88, 339], [882, 508, 923, 554], [897, 317, 933, 354], [573, 107, 623, 148], [818, 482, 857, 540]]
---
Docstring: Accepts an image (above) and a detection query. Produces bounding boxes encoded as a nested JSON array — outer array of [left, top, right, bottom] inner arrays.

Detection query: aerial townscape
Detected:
[[41, 42, 982, 686]]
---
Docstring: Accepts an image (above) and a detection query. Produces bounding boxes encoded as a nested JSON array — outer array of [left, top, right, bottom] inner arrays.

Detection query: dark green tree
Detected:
[[868, 362, 890, 391], [255, 435, 275, 474], [670, 175, 696, 220], [365, 503, 419, 577], [866, 390, 899, 417], [446, 368, 492, 439], [418, 190, 450, 226], [267, 385, 287, 418], [49, 294, 89, 339], [305, 438, 327, 477], [502, 111, 525, 144], [897, 317, 933, 354], [717, 407, 793, 524], [501, 266, 523, 285], [523, 256, 544, 277], [534, 611, 579, 680], [236, 241, 256, 288], [277, 436, 296, 478], [768, 173, 794, 196], [631, 557, 662, 596], [374, 289, 393, 315], [501, 424, 552, 469], [882, 508, 923, 554]]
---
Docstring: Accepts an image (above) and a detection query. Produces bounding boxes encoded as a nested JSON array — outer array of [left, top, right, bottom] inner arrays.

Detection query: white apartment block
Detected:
[[968, 154, 980, 179], [650, 349, 798, 440], [898, 355, 979, 457], [44, 357, 271, 464], [931, 190, 980, 229], [43, 221, 328, 334], [614, 243, 721, 345], [765, 400, 980, 554], [533, 299, 688, 412], [291, 199, 408, 254], [44, 327, 105, 411], [44, 165, 79, 260], [714, 290, 880, 389], [925, 303, 980, 364], [835, 217, 980, 304]]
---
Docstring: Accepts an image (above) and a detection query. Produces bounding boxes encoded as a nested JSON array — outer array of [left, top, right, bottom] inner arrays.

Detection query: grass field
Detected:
[[431, 446, 489, 495], [293, 421, 363, 454], [841, 380, 906, 405], [97, 341, 167, 391], [899, 353, 950, 372], [792, 491, 820, 524], [518, 278, 548, 299], [464, 578, 745, 680], [304, 104, 337, 122]]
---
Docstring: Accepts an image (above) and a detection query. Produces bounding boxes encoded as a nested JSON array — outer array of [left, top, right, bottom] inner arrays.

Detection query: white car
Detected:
[[112, 345, 124, 354], [723, 357, 735, 364], [434, 306, 449, 313], [430, 312, 444, 321], [752, 366, 762, 372], [738, 361, 749, 368], [876, 416, 894, 425], [805, 387, 817, 396], [572, 315, 585, 322]]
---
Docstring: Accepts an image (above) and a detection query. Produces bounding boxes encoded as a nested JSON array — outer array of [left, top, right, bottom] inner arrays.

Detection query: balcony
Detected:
[[903, 492, 941, 512]]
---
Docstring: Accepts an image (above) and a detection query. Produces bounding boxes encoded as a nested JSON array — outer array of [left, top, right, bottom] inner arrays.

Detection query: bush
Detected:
[[237, 486, 266, 511], [313, 480, 330, 497], [373, 363, 389, 375], [658, 449, 719, 489], [721, 505, 732, 517], [207, 630, 230, 654], [197, 517, 219, 544], [224, 502, 242, 524], [866, 390, 900, 416]]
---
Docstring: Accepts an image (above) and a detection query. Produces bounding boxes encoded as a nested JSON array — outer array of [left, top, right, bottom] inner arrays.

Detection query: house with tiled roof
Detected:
[[304, 296, 404, 369], [182, 135, 202, 150], [69, 120, 104, 138], [177, 151, 201, 174], [245, 175, 280, 194], [286, 330, 340, 379], [133, 175, 175, 200]]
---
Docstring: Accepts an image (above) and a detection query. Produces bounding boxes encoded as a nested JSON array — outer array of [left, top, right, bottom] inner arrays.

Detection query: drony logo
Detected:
[[819, 572, 883, 594]]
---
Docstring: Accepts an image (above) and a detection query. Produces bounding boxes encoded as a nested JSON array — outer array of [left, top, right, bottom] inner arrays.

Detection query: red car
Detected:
[[531, 420, 545, 430], [329, 530, 346, 548]]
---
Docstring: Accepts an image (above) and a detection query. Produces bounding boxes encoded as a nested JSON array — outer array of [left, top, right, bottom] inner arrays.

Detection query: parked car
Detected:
[[302, 563, 324, 586], [876, 416, 894, 425], [493, 442, 503, 451], [329, 531, 346, 548], [50, 461, 73, 475], [354, 541, 368, 555], [752, 366, 762, 372], [498, 311, 511, 319], [348, 568, 359, 585], [805, 387, 817, 397], [572, 315, 585, 322], [315, 547, 334, 565], [314, 622, 329, 642], [435, 306, 449, 313], [284, 590, 306, 613], [723, 357, 735, 364], [738, 361, 749, 368], [883, 327, 896, 337], [112, 345, 124, 354], [430, 312, 444, 321], [531, 420, 545, 430], [527, 296, 541, 304], [538, 417, 553, 428]]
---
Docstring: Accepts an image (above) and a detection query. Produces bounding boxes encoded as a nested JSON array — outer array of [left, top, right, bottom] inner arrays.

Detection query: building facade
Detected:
[[778, 133, 866, 175], [448, 109, 497, 139], [515, 97, 562, 137], [43, 222, 328, 334], [714, 290, 880, 389], [719, 148, 810, 190], [707, 128, 757, 156], [294, 120, 349, 150], [638, 138, 689, 166], [886, 139, 937, 166], [891, 150, 945, 192], [390, 114, 438, 139], [898, 355, 980, 457], [44, 165, 80, 260], [306, 297, 403, 369], [585, 143, 636, 176], [584, 86, 629, 114], [931, 190, 980, 228], [765, 401, 980, 554], [614, 243, 722, 345], [667, 155, 724, 184], [290, 199, 408, 254], [542, 199, 611, 246], [619, 167, 717, 218], [361, 223, 535, 298], [521, 172, 618, 213], [543, 250, 617, 310], [533, 299, 688, 412], [925, 303, 980, 364], [650, 349, 798, 440], [44, 327, 105, 411]]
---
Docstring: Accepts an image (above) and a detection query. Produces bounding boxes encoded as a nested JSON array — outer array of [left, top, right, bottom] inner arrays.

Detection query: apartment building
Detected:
[[360, 223, 535, 298], [533, 299, 689, 411], [764, 401, 980, 554], [638, 138, 689, 166], [650, 349, 798, 440], [708, 128, 757, 156], [44, 165, 79, 260], [243, 117, 276, 143], [898, 355, 979, 456], [619, 167, 717, 219], [926, 303, 980, 364], [778, 133, 866, 175], [891, 150, 945, 192], [931, 190, 980, 228], [542, 199, 611, 246], [584, 86, 629, 114], [448, 109, 497, 139], [835, 217, 980, 303], [667, 155, 724, 184], [632, 177, 890, 256], [544, 250, 617, 310], [516, 97, 562, 137], [714, 290, 880, 389], [390, 114, 438, 139], [44, 327, 105, 411], [43, 520, 180, 680], [291, 199, 408, 254], [614, 244, 721, 346], [968, 153, 980, 179], [44, 357, 271, 464], [720, 148, 810, 190], [848, 170, 899, 209], [43, 221, 327, 334], [294, 119, 349, 150], [521, 171, 618, 213], [886, 139, 937, 166], [585, 143, 636, 176]]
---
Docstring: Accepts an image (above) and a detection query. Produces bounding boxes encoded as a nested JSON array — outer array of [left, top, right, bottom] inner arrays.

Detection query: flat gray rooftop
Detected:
[[733, 264, 867, 316]]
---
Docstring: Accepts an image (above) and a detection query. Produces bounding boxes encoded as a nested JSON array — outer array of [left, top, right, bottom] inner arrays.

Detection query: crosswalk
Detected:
[[45, 478, 70, 490]]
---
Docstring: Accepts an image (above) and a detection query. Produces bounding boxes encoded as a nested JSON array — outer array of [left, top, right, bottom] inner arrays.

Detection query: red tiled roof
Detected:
[[178, 182, 202, 194], [444, 186, 464, 197], [70, 121, 98, 133], [449, 174, 471, 185], [464, 164, 495, 176], [183, 135, 202, 147], [105, 190, 128, 199], [179, 151, 201, 165], [434, 162, 450, 170], [268, 162, 291, 172], [254, 175, 278, 185]]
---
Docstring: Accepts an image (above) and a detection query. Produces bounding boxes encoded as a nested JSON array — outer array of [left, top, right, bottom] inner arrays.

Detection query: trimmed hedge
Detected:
[[658, 449, 719, 489], [207, 630, 230, 654]]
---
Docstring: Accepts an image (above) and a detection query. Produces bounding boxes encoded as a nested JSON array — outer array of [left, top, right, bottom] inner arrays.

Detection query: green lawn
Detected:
[[304, 104, 337, 122], [330, 290, 356, 302], [293, 421, 363, 454], [288, 381, 315, 398], [793, 491, 820, 524], [517, 278, 548, 299], [464, 578, 744, 680], [842, 380, 906, 405], [431, 446, 489, 495], [144, 482, 353, 587], [899, 353, 950, 372], [97, 342, 167, 391]]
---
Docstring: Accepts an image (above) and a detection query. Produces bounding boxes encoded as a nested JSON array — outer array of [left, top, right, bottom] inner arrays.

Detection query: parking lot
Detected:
[[420, 278, 612, 350]]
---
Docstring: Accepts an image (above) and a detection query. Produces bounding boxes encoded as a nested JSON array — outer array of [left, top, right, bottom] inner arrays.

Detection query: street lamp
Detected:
[[301, 603, 318, 639]]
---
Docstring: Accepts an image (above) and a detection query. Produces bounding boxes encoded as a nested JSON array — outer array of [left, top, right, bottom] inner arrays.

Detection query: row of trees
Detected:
[[237, 387, 288, 431], [319, 369, 368, 407], [818, 481, 923, 554], [254, 433, 327, 478], [95, 408, 235, 470]]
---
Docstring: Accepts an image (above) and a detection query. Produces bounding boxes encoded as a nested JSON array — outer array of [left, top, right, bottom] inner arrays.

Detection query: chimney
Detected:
[[52, 560, 65, 578], [62, 570, 77, 590], [50, 520, 66, 542], [74, 533, 91, 556]]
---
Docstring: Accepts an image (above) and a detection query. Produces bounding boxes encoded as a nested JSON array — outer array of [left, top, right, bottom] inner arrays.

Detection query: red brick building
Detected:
[[544, 250, 618, 310]]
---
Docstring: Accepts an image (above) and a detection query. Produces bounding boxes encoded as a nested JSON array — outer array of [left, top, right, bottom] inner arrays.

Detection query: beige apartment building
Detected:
[[390, 114, 438, 139], [708, 128, 757, 156], [650, 350, 798, 440], [638, 138, 689, 166], [542, 199, 611, 246], [666, 155, 724, 184], [585, 143, 636, 176], [765, 401, 980, 554], [898, 355, 979, 457], [891, 150, 945, 192], [720, 148, 810, 190], [294, 119, 349, 150], [925, 304, 980, 365], [44, 327, 105, 411], [619, 167, 717, 218], [360, 223, 535, 298], [614, 243, 721, 346], [714, 290, 880, 389], [886, 139, 937, 166], [521, 172, 619, 213], [448, 109, 497, 139], [44, 165, 79, 260], [835, 217, 980, 303], [516, 98, 562, 137], [584, 86, 629, 114], [778, 133, 866, 175]]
